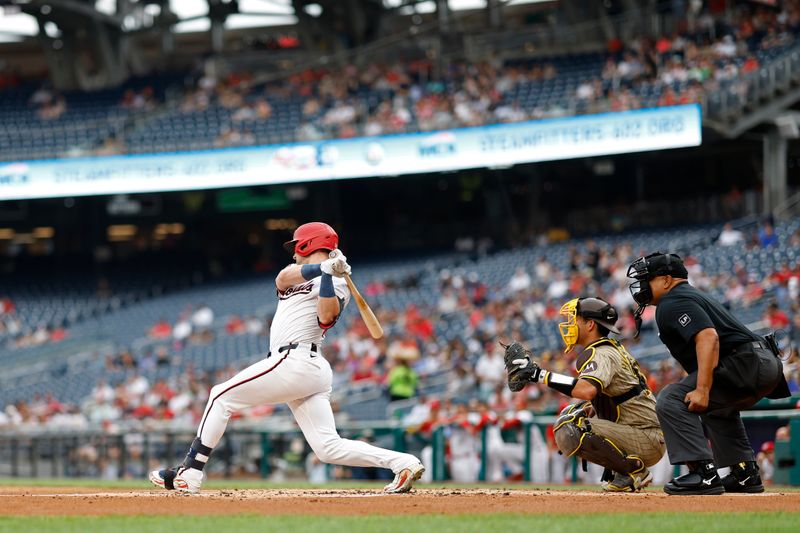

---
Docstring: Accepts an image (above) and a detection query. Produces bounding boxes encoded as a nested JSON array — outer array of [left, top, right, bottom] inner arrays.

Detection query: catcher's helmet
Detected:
[[283, 222, 338, 257], [559, 297, 620, 353]]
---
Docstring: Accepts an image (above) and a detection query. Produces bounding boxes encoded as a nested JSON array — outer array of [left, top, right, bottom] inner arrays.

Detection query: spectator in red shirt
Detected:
[[0, 297, 15, 314], [659, 87, 678, 107], [148, 318, 172, 339], [351, 359, 379, 383], [742, 55, 759, 73], [764, 302, 790, 329], [656, 36, 673, 55], [225, 315, 246, 335], [50, 327, 67, 342], [772, 263, 794, 284]]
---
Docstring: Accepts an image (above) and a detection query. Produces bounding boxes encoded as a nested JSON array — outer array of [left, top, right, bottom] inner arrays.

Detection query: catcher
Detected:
[[504, 297, 665, 491]]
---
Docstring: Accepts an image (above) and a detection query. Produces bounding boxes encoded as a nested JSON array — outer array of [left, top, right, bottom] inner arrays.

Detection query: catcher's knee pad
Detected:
[[553, 402, 590, 457], [553, 404, 642, 475]]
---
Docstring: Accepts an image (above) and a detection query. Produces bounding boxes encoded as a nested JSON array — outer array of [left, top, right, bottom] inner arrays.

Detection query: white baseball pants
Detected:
[[195, 345, 419, 474]]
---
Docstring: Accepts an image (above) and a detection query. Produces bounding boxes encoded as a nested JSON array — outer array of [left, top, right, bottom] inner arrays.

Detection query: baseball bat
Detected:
[[344, 273, 384, 339], [328, 251, 383, 339]]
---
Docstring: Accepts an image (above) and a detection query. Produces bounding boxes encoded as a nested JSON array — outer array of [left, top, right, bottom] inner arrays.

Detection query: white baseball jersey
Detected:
[[269, 275, 350, 352], [185, 264, 421, 482]]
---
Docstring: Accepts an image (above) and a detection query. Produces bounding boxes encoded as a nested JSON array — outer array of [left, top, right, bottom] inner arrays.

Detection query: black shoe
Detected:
[[664, 461, 724, 495], [721, 461, 765, 493]]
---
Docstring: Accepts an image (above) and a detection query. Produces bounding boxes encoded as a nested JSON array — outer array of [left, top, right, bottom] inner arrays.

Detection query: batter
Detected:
[[150, 222, 424, 494]]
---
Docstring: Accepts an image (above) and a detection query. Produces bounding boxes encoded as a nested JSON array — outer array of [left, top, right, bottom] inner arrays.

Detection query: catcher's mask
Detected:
[[626, 252, 688, 336], [558, 297, 620, 353]]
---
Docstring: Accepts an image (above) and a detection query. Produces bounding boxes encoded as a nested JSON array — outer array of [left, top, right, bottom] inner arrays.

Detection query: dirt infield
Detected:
[[1, 487, 799, 516]]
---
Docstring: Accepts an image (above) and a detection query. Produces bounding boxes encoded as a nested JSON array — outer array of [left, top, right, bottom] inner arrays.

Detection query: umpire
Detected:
[[627, 252, 790, 495]]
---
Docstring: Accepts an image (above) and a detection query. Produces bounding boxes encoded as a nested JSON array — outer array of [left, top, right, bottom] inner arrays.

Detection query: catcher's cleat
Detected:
[[601, 467, 653, 493], [384, 463, 425, 494], [149, 466, 204, 494]]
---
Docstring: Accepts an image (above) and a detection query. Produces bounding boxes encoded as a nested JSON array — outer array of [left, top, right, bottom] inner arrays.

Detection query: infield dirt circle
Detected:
[[1, 487, 799, 516]]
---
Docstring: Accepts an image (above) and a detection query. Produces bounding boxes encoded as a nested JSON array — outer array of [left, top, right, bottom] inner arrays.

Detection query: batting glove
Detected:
[[326, 249, 351, 277], [332, 260, 351, 277]]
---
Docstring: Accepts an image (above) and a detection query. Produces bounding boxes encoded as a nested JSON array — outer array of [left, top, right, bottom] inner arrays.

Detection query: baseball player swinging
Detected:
[[150, 222, 425, 493], [503, 297, 665, 491]]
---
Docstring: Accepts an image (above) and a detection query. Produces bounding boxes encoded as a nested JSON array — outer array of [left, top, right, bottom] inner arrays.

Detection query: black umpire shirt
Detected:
[[654, 281, 761, 374]]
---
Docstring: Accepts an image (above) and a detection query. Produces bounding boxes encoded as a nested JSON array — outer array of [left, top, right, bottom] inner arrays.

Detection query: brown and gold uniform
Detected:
[[574, 338, 665, 467]]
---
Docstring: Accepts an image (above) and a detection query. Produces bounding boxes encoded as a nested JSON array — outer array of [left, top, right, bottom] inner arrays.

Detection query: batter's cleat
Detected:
[[149, 466, 204, 494], [664, 461, 724, 495], [602, 467, 653, 493], [721, 461, 765, 494], [384, 463, 425, 494]]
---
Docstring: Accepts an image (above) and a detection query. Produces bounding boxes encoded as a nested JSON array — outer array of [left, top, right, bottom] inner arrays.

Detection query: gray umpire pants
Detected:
[[655, 347, 784, 466]]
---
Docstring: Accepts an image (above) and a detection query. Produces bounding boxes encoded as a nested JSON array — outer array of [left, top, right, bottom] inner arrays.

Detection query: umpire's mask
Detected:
[[626, 252, 688, 305], [626, 252, 688, 337]]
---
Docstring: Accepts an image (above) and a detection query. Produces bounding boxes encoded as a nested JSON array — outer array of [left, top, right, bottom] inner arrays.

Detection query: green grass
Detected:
[[0, 513, 798, 533]]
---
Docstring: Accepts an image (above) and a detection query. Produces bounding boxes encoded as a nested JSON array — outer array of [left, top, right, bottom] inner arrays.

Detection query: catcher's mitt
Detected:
[[501, 341, 541, 392]]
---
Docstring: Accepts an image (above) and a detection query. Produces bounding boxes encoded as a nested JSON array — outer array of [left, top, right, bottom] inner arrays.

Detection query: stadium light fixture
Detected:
[[224, 14, 297, 29], [95, 0, 116, 16], [303, 3, 322, 17], [0, 8, 39, 42], [448, 0, 487, 9], [155, 223, 185, 235], [43, 21, 60, 38], [264, 218, 297, 231], [174, 18, 210, 32], [107, 225, 138, 241], [0, 229, 15, 240], [415, 1, 436, 13], [33, 227, 55, 239]]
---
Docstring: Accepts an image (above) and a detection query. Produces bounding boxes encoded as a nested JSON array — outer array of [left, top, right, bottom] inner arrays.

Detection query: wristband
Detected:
[[301, 264, 322, 280], [541, 370, 578, 396], [319, 273, 335, 298]]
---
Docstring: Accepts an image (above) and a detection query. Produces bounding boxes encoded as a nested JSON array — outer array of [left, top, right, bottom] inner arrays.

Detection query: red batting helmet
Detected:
[[283, 222, 338, 257]]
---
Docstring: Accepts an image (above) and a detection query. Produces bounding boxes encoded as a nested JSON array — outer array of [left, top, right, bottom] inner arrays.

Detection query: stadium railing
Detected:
[[1, 405, 797, 484]]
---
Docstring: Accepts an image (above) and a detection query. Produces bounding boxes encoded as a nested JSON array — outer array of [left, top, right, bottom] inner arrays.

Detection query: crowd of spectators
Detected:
[[28, 85, 67, 121], [3, 219, 800, 425], [2, 218, 799, 484], [173, 1, 793, 148], [4, 1, 799, 157], [588, 0, 800, 113], [161, 0, 800, 149], [0, 297, 69, 349], [146, 303, 223, 348]]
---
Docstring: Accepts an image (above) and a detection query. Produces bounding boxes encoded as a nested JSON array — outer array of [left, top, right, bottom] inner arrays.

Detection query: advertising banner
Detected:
[[0, 105, 702, 201]]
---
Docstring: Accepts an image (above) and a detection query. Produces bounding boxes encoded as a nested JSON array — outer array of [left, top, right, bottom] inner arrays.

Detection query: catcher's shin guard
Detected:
[[553, 410, 642, 476]]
